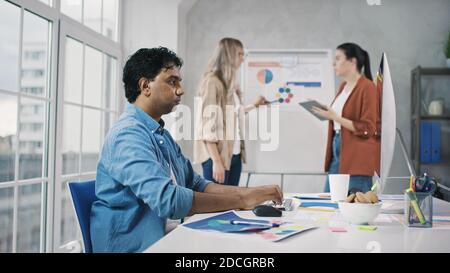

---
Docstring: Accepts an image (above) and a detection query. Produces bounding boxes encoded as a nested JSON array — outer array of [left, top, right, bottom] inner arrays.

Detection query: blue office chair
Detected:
[[68, 180, 97, 253]]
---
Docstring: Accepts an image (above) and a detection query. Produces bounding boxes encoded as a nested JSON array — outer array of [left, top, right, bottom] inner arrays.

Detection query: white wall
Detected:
[[121, 0, 181, 58], [120, 0, 197, 145]]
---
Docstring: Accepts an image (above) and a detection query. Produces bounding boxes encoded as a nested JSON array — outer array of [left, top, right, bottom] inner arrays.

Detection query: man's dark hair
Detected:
[[122, 47, 183, 103]]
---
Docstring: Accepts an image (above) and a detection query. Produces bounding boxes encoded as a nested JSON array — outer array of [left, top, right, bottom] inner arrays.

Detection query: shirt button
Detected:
[[159, 140, 164, 145]]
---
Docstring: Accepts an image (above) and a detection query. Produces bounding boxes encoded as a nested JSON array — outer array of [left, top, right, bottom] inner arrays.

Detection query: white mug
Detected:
[[329, 174, 350, 202], [428, 99, 444, 116]]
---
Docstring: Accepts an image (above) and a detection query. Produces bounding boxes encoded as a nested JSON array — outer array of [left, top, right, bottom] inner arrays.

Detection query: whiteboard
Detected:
[[241, 49, 335, 173]]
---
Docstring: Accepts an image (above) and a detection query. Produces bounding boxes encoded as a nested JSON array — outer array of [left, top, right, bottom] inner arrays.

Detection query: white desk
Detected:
[[145, 194, 450, 253]]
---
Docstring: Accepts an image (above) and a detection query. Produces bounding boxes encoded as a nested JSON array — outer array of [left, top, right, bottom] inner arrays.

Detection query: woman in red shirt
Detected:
[[313, 43, 380, 193]]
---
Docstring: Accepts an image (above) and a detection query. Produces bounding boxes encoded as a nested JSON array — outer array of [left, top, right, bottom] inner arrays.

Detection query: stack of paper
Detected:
[[183, 211, 275, 232], [183, 211, 318, 242]]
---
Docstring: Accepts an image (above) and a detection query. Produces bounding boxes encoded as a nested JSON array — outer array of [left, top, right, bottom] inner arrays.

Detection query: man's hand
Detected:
[[239, 185, 283, 210]]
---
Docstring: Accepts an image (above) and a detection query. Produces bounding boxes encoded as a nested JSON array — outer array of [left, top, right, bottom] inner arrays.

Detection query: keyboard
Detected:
[[266, 198, 294, 211]]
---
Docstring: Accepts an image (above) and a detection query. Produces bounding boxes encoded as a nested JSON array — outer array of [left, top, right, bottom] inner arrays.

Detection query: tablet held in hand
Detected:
[[298, 100, 328, 121]]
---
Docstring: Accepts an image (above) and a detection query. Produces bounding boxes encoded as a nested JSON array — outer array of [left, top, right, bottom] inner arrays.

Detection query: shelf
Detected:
[[412, 67, 450, 75], [411, 66, 450, 202], [420, 161, 450, 167], [420, 115, 450, 120]]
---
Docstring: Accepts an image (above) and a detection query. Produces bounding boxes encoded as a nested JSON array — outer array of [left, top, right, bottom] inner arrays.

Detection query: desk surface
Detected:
[[145, 194, 450, 253]]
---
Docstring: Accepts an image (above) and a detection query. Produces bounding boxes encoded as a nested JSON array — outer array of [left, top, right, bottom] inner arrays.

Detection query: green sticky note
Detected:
[[358, 225, 377, 231]]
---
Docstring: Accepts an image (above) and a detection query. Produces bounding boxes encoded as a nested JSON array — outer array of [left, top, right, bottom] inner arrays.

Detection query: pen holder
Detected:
[[404, 191, 433, 228]]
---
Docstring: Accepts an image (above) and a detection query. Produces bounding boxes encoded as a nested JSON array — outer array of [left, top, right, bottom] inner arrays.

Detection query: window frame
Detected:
[[55, 5, 122, 253], [55, 22, 121, 251]]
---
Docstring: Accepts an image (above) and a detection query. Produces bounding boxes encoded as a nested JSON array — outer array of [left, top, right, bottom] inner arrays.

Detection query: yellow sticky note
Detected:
[[313, 217, 331, 222]]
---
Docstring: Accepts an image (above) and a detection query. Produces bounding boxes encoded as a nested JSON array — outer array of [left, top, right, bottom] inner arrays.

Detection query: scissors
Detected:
[[414, 173, 436, 194]]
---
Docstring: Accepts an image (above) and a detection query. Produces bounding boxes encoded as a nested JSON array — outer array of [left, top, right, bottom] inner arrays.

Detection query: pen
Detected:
[[229, 220, 279, 228], [407, 175, 415, 222], [371, 181, 378, 191], [268, 99, 279, 104]]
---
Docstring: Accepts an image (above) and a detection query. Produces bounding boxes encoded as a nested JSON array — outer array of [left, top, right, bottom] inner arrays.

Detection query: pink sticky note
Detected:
[[329, 227, 347, 233], [259, 232, 277, 240]]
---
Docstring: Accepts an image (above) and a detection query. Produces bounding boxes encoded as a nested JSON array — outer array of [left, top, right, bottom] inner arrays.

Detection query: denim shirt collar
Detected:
[[126, 103, 165, 134]]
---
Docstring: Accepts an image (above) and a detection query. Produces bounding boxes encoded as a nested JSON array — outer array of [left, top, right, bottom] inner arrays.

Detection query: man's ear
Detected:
[[138, 77, 151, 97]]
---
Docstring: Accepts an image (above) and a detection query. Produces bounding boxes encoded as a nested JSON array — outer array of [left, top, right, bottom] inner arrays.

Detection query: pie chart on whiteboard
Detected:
[[257, 69, 273, 84]]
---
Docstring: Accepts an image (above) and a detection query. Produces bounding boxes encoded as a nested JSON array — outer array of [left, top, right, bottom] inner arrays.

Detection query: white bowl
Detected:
[[338, 201, 382, 225]]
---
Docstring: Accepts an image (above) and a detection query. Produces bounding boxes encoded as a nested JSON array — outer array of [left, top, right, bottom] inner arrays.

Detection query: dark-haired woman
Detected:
[[313, 43, 380, 193]]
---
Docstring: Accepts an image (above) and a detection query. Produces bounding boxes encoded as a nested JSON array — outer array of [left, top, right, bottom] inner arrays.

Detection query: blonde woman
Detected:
[[194, 38, 268, 186]]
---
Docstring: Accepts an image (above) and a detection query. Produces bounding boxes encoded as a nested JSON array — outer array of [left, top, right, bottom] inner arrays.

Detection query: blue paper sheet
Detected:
[[299, 202, 338, 209], [183, 211, 273, 233], [294, 196, 331, 201]]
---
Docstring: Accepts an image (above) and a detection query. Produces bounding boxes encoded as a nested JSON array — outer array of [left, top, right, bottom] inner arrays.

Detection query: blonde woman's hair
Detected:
[[203, 37, 243, 95]]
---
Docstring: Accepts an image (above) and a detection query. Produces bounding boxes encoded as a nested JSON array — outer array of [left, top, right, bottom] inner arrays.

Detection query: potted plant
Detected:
[[446, 31, 450, 68]]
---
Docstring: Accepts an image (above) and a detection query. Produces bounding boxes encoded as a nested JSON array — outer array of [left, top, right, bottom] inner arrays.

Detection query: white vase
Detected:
[[447, 58, 450, 68]]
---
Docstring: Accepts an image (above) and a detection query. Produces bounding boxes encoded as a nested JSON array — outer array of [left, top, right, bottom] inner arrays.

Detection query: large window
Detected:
[[0, 0, 121, 252], [0, 0, 51, 253]]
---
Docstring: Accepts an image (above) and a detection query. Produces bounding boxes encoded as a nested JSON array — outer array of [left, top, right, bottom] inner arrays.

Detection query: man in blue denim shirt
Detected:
[[90, 47, 283, 253]]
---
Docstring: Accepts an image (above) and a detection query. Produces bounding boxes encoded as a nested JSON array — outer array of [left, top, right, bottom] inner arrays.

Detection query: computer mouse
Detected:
[[252, 205, 282, 217]]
